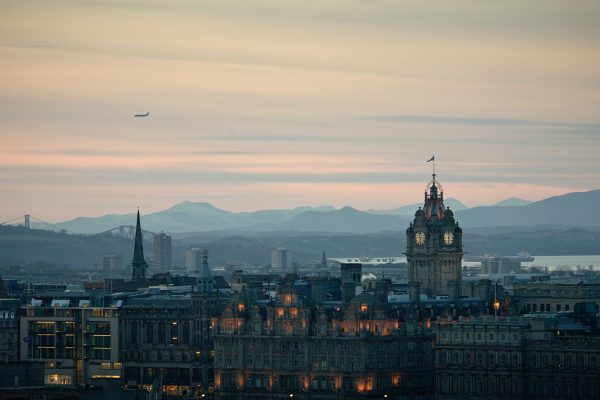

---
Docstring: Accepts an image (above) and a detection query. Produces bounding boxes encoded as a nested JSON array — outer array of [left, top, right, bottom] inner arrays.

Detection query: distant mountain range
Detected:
[[24, 190, 600, 234], [367, 197, 468, 216], [455, 190, 600, 228], [242, 206, 409, 234], [490, 197, 531, 207], [35, 203, 336, 234]]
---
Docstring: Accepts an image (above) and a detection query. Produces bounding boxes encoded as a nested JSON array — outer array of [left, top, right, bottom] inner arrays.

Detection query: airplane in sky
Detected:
[[134, 112, 149, 117]]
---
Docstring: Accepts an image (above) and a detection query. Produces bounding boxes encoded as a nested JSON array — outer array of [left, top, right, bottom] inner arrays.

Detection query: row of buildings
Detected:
[[2, 175, 600, 399]]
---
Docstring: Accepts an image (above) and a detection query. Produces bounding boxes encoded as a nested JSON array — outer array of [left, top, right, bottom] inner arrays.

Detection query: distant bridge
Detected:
[[97, 225, 157, 240], [0, 215, 157, 239], [0, 214, 41, 229]]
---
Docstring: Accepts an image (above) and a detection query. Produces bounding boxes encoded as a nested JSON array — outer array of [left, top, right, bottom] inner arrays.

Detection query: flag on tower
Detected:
[[427, 155, 435, 162]]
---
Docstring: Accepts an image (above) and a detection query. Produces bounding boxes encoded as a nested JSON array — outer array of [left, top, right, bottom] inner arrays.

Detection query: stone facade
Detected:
[[213, 283, 435, 399], [0, 299, 20, 363], [435, 316, 600, 399], [512, 282, 600, 314], [119, 293, 221, 396]]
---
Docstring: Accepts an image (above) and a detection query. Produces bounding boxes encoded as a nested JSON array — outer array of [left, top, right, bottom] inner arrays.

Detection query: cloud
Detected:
[[363, 115, 600, 128]]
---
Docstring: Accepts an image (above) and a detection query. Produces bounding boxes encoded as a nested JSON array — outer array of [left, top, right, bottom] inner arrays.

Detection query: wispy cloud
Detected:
[[363, 115, 600, 128]]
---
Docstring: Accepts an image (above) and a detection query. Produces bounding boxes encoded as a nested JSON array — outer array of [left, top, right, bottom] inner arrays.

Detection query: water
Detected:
[[522, 255, 600, 271]]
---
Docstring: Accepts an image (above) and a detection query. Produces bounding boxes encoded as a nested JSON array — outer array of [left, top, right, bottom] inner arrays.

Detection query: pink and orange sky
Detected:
[[1, 0, 600, 222]]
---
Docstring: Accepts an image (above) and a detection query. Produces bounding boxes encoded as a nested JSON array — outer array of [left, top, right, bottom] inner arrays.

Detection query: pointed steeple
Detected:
[[321, 250, 327, 268], [131, 209, 148, 282]]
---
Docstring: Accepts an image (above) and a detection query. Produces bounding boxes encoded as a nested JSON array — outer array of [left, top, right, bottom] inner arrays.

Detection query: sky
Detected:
[[1, 0, 600, 222]]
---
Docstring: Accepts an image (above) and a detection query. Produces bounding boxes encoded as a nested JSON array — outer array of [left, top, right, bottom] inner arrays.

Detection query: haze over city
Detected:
[[1, 0, 599, 222]]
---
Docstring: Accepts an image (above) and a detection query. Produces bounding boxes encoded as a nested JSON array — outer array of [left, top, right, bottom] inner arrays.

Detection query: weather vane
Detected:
[[427, 155, 435, 179]]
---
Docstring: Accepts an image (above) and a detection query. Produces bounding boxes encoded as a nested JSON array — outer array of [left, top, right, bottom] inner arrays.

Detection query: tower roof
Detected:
[[131, 209, 148, 281], [423, 173, 445, 220], [198, 249, 213, 279]]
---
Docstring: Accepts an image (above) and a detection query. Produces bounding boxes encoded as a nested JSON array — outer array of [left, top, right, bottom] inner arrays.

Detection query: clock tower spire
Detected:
[[406, 171, 463, 301]]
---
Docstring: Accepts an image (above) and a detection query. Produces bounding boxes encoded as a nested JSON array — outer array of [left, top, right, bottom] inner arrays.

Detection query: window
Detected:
[[453, 352, 459, 365], [500, 353, 506, 366]]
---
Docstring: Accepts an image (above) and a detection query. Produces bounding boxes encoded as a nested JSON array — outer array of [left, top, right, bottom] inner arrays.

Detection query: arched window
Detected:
[[500, 353, 506, 366]]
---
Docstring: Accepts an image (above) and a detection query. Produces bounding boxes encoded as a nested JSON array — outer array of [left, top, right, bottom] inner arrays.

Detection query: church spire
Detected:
[[131, 209, 148, 282]]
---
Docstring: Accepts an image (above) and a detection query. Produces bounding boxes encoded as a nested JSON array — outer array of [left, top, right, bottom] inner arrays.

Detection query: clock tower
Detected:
[[406, 174, 463, 301]]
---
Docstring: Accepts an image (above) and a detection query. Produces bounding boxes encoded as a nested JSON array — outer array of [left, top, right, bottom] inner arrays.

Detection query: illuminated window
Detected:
[[238, 304, 245, 312], [360, 304, 368, 313]]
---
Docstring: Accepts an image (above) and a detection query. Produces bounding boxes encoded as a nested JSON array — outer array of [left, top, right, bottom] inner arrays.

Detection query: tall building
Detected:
[[20, 297, 121, 386], [131, 210, 148, 282], [191, 249, 220, 392], [120, 249, 220, 396], [271, 248, 292, 270], [406, 174, 463, 301], [153, 232, 172, 273], [185, 248, 202, 273]]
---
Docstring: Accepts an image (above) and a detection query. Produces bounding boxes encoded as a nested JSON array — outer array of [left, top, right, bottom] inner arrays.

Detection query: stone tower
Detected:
[[340, 262, 362, 302], [406, 174, 463, 301], [191, 249, 219, 391], [131, 209, 148, 282], [196, 249, 214, 294]]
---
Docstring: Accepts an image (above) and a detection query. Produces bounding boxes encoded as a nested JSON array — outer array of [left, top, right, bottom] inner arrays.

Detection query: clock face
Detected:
[[444, 231, 454, 245], [415, 232, 426, 246]]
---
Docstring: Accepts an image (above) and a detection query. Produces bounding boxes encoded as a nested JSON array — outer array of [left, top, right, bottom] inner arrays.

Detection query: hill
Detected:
[[491, 197, 531, 207], [49, 202, 335, 234], [456, 189, 600, 228], [367, 197, 467, 216], [2, 225, 600, 272], [244, 206, 409, 233]]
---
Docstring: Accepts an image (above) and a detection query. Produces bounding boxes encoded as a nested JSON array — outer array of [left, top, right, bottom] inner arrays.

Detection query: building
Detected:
[[120, 295, 196, 395], [435, 315, 600, 399], [406, 174, 463, 301], [186, 248, 202, 273], [153, 232, 172, 273], [0, 298, 20, 362], [120, 250, 221, 397], [271, 248, 292, 270], [131, 210, 148, 282], [480, 256, 524, 275], [213, 271, 436, 399], [96, 255, 122, 272], [19, 296, 121, 387], [512, 282, 600, 314]]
